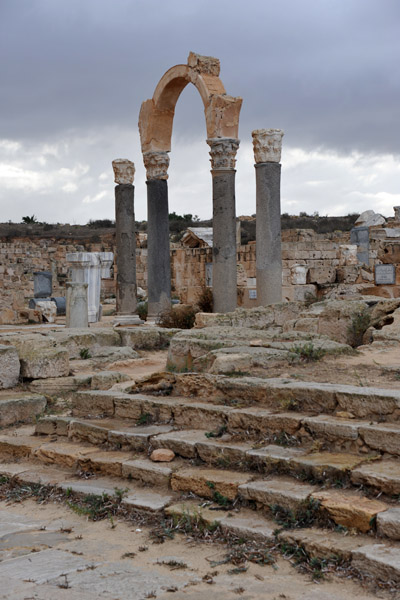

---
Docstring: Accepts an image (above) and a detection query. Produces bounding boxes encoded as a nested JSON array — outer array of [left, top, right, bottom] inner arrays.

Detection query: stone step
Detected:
[[166, 500, 400, 584], [69, 391, 400, 457], [239, 476, 389, 534], [36, 418, 390, 489], [0, 461, 173, 512], [0, 428, 398, 539], [0, 393, 46, 427], [171, 373, 400, 422]]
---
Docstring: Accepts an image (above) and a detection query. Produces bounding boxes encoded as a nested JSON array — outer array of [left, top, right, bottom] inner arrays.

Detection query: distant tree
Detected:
[[21, 215, 38, 224]]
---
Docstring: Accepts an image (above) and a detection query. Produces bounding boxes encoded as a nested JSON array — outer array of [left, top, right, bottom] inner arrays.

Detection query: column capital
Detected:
[[143, 151, 170, 180], [112, 158, 135, 184], [207, 137, 240, 170], [252, 129, 284, 164]]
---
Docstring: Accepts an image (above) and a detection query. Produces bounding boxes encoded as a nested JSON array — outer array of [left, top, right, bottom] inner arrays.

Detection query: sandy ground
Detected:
[[0, 499, 389, 600]]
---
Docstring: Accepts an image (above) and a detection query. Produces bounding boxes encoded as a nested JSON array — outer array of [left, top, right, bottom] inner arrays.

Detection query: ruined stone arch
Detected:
[[138, 52, 242, 155], [139, 52, 242, 316]]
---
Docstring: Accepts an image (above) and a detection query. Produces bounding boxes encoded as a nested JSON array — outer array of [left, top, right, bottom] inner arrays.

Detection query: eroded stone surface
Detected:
[[0, 394, 46, 427], [377, 507, 400, 540], [352, 543, 400, 583], [351, 460, 400, 494], [0, 344, 20, 388], [312, 489, 388, 532], [171, 466, 251, 500]]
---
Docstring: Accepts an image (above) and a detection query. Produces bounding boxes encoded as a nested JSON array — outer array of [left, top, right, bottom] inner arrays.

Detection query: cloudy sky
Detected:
[[1, 0, 399, 224]]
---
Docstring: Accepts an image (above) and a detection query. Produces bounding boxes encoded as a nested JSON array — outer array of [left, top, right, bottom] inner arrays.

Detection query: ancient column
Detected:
[[143, 151, 171, 319], [252, 128, 284, 305], [66, 252, 101, 322], [207, 138, 240, 313], [66, 282, 89, 328], [112, 159, 142, 325]]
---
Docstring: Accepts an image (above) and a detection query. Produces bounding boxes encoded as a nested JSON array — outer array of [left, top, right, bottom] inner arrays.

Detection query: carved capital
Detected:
[[252, 129, 284, 163], [143, 151, 170, 180], [207, 138, 240, 170], [112, 158, 135, 184]]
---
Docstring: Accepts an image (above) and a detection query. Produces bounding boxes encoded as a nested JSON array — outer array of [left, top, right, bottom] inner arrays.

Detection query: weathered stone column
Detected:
[[66, 252, 101, 322], [143, 151, 171, 318], [252, 128, 284, 305], [112, 159, 139, 323], [207, 138, 240, 314], [66, 282, 88, 328]]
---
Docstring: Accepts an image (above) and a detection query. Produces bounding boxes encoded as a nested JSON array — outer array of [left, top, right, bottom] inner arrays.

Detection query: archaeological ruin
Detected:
[[1, 53, 400, 594]]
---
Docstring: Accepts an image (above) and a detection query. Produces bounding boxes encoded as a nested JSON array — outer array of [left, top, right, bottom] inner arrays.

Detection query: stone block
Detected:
[[307, 267, 336, 284], [312, 489, 388, 532], [171, 466, 251, 500], [336, 266, 360, 283], [377, 507, 400, 540], [19, 347, 69, 379], [0, 345, 20, 389], [121, 458, 173, 487], [352, 543, 400, 583], [290, 264, 308, 285], [90, 371, 131, 391], [0, 393, 46, 427]]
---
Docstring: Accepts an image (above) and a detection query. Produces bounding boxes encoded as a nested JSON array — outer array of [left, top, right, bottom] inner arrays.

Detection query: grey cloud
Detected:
[[1, 0, 399, 155]]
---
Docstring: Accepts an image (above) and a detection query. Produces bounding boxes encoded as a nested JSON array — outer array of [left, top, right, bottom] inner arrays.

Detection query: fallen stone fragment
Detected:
[[150, 448, 175, 462]]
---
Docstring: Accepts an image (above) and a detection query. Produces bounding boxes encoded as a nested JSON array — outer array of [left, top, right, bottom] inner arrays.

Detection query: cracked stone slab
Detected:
[[0, 548, 96, 584]]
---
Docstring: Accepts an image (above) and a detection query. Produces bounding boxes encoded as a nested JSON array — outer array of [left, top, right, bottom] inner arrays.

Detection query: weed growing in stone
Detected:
[[136, 412, 153, 426], [205, 425, 227, 439], [224, 370, 251, 378], [288, 343, 326, 363], [272, 431, 299, 447], [79, 348, 92, 359], [206, 481, 231, 507], [270, 498, 321, 530], [347, 308, 371, 347]]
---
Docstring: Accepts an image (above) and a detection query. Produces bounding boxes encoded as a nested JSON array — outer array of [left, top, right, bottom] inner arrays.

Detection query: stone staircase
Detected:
[[1, 372, 400, 588]]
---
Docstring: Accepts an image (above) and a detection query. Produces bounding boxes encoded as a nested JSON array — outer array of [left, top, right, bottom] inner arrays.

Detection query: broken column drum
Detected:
[[138, 52, 242, 315], [66, 252, 102, 323], [113, 158, 138, 315], [144, 152, 171, 318], [252, 128, 284, 305], [65, 282, 89, 328], [207, 137, 240, 313]]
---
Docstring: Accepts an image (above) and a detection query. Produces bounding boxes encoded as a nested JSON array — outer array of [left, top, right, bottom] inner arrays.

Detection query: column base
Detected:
[[113, 314, 144, 327]]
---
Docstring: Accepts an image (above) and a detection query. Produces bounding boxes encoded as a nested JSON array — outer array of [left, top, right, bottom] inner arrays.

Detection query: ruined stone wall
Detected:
[[1, 224, 400, 324], [0, 235, 115, 324]]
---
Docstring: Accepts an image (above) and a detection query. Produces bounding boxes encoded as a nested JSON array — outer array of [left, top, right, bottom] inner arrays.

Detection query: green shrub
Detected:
[[288, 342, 326, 362], [196, 286, 213, 313], [157, 305, 197, 329], [137, 301, 148, 321], [347, 307, 371, 347]]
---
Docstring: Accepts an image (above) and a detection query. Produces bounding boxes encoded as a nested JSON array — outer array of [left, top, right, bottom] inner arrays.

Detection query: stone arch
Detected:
[[138, 52, 242, 154]]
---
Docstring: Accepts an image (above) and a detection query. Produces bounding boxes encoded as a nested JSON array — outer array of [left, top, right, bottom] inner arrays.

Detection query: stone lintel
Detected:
[[252, 128, 284, 164], [143, 151, 170, 180], [112, 158, 135, 184], [207, 137, 240, 171]]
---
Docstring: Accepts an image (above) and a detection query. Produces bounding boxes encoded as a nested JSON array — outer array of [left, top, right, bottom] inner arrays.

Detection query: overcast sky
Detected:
[[0, 0, 399, 224]]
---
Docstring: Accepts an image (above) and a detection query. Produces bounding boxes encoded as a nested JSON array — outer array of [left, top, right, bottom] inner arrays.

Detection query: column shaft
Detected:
[[115, 184, 137, 314], [212, 170, 237, 313], [146, 179, 171, 317], [256, 162, 282, 304]]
